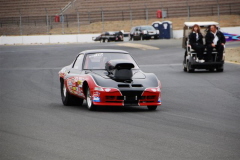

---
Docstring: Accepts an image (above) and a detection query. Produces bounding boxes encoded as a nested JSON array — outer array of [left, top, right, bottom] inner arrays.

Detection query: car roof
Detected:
[[80, 49, 129, 55], [184, 21, 219, 27]]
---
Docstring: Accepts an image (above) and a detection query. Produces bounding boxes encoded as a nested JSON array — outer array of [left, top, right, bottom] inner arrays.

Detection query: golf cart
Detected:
[[182, 22, 225, 72]]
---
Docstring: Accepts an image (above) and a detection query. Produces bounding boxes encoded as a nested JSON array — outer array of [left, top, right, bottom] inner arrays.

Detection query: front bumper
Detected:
[[92, 88, 161, 106], [143, 34, 158, 38]]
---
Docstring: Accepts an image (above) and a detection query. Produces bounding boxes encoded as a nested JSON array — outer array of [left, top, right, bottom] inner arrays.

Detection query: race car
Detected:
[[59, 49, 162, 111]]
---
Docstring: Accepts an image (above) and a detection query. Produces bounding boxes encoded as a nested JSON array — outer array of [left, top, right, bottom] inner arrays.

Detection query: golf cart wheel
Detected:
[[183, 66, 187, 72], [216, 68, 224, 72], [208, 68, 215, 72], [186, 61, 194, 73], [183, 60, 187, 72]]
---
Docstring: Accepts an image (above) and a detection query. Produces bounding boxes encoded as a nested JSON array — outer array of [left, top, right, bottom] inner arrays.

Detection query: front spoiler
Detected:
[[93, 102, 161, 106]]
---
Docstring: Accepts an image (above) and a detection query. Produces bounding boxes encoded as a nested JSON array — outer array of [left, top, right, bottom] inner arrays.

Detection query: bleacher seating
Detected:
[[0, 0, 71, 17], [0, 0, 239, 35]]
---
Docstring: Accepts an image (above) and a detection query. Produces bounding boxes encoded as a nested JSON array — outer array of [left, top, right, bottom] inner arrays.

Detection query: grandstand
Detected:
[[0, 0, 239, 35]]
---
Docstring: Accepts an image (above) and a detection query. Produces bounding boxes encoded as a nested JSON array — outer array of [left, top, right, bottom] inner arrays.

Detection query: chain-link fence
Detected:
[[0, 3, 239, 35]]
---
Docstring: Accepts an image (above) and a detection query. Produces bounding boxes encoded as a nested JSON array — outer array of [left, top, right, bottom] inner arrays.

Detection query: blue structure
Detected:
[[152, 21, 163, 39], [161, 21, 173, 39], [152, 21, 173, 39]]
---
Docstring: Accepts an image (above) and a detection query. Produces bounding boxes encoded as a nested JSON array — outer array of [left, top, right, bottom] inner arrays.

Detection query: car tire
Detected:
[[86, 87, 96, 111], [102, 39, 105, 43], [147, 106, 157, 111], [129, 35, 133, 41], [61, 81, 84, 106]]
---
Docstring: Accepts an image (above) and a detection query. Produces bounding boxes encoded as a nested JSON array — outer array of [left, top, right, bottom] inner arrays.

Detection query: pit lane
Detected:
[[1, 39, 240, 160]]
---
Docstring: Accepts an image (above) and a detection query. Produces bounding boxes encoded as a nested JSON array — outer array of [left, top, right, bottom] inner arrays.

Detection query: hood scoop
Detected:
[[118, 84, 143, 88], [105, 59, 134, 81]]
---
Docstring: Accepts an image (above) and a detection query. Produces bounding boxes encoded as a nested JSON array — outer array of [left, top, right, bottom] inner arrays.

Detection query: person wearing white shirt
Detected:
[[205, 25, 226, 62], [188, 24, 205, 63]]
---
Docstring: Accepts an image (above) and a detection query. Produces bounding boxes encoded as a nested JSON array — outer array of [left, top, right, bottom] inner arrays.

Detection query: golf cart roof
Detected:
[[184, 21, 219, 27]]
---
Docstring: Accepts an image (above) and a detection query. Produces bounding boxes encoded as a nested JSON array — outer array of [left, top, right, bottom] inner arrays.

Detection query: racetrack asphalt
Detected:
[[1, 39, 240, 160]]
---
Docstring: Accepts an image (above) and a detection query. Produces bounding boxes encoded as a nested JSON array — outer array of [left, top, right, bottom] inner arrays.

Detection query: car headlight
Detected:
[[142, 30, 147, 34], [94, 87, 104, 91]]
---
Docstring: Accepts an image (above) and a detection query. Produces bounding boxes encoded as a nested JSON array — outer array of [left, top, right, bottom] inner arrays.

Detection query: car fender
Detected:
[[64, 74, 98, 99]]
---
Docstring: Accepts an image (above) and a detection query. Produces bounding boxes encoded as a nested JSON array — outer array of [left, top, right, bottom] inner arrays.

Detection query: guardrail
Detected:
[[1, 27, 239, 45]]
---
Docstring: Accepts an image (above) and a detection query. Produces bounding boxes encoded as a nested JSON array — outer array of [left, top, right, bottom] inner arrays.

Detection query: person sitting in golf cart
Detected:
[[188, 24, 205, 63], [205, 25, 226, 62]]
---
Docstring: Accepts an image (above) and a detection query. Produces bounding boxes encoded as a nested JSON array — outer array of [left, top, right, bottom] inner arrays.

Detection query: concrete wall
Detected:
[[0, 34, 99, 45], [1, 27, 239, 45]]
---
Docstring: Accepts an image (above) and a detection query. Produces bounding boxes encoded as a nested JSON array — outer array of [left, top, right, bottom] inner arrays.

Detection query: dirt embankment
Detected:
[[225, 47, 240, 64], [49, 15, 240, 34]]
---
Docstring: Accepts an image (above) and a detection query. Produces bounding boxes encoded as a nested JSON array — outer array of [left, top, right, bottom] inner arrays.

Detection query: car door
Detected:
[[66, 54, 86, 98], [134, 27, 140, 38]]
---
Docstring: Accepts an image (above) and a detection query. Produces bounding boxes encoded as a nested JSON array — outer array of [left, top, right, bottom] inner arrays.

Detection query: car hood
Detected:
[[91, 70, 146, 79], [89, 70, 158, 88]]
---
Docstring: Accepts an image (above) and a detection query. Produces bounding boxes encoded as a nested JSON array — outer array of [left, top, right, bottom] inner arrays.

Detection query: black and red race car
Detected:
[[59, 49, 161, 111]]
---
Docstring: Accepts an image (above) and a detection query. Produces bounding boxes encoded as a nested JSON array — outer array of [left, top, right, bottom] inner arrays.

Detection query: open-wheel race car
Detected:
[[183, 22, 225, 72], [59, 49, 161, 111]]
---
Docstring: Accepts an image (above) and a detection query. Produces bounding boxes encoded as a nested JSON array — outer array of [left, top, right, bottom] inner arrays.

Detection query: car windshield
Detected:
[[141, 26, 155, 30], [84, 53, 139, 70]]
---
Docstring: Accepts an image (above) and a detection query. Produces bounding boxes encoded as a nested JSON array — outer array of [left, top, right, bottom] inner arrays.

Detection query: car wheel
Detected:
[[86, 87, 96, 111], [147, 106, 157, 111], [107, 39, 110, 43], [102, 39, 105, 43], [129, 36, 133, 41], [61, 81, 83, 106]]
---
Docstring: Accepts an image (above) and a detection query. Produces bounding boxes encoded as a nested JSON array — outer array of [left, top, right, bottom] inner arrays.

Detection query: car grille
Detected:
[[120, 91, 143, 105], [105, 91, 156, 105]]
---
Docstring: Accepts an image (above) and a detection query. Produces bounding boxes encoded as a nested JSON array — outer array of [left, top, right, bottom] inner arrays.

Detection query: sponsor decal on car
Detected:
[[93, 97, 100, 102]]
